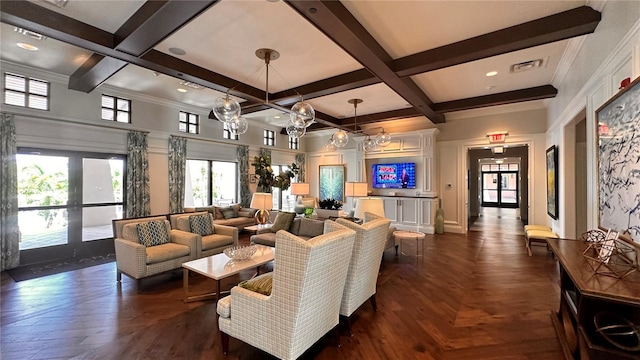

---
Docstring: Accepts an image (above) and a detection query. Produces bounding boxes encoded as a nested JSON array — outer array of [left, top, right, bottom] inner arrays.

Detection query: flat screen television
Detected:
[[372, 162, 416, 189]]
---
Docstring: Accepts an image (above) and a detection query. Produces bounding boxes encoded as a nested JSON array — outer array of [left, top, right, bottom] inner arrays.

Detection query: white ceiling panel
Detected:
[[307, 83, 411, 119]]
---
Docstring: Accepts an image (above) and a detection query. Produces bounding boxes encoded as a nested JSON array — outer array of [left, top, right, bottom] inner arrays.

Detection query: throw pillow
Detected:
[[136, 220, 170, 247], [220, 206, 238, 219], [297, 218, 325, 238], [189, 213, 214, 236], [270, 211, 296, 233], [239, 272, 273, 296]]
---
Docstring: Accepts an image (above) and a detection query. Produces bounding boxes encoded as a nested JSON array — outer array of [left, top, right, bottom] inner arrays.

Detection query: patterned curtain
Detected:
[[295, 153, 306, 182], [125, 131, 150, 218], [168, 136, 187, 214], [0, 113, 20, 270], [257, 148, 272, 193], [237, 145, 251, 207]]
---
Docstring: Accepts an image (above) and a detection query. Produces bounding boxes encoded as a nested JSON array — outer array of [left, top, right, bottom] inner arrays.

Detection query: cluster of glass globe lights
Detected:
[[325, 99, 392, 152], [212, 49, 316, 137]]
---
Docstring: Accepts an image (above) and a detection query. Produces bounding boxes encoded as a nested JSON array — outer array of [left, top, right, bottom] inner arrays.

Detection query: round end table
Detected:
[[393, 230, 426, 257]]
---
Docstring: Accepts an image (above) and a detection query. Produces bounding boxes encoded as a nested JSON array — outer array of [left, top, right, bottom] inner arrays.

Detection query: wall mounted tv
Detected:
[[372, 163, 416, 189]]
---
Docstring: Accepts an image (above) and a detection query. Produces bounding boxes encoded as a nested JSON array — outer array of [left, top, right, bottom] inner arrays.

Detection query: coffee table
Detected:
[[182, 245, 275, 303], [244, 223, 272, 234]]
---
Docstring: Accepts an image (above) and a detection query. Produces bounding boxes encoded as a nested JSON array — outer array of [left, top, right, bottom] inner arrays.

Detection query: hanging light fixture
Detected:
[[375, 129, 392, 147], [325, 135, 337, 151], [362, 135, 377, 152], [212, 48, 315, 138]]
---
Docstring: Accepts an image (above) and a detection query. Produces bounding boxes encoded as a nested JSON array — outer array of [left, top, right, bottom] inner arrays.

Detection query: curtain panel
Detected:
[[168, 136, 187, 214], [0, 113, 20, 270], [295, 153, 306, 182], [125, 131, 150, 218], [237, 145, 251, 207]]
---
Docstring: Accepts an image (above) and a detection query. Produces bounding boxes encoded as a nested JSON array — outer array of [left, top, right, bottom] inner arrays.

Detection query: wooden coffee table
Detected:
[[182, 245, 275, 303], [244, 223, 272, 234]]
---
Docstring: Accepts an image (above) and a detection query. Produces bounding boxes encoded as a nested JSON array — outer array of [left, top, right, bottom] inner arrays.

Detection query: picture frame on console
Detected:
[[546, 145, 559, 220], [596, 76, 640, 244]]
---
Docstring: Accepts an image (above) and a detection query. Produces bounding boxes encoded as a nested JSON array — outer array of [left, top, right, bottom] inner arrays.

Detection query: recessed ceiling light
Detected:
[[274, 115, 281, 119], [17, 43, 38, 51], [177, 88, 187, 93], [486, 71, 498, 77], [169, 47, 186, 56]]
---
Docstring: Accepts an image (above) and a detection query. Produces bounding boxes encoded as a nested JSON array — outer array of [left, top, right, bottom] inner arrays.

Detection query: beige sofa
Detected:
[[184, 204, 257, 230], [251, 217, 325, 247], [169, 212, 238, 257], [112, 216, 199, 290]]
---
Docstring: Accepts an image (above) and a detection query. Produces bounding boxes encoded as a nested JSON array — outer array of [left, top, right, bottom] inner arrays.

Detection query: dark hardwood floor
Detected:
[[1, 229, 563, 359]]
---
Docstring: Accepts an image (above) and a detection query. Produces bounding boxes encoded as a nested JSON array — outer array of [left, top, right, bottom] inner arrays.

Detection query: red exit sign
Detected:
[[487, 132, 507, 144]]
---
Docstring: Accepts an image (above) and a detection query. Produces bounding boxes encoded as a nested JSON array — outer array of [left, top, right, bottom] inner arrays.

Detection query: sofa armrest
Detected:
[[170, 229, 199, 259], [214, 224, 239, 246], [114, 238, 147, 279]]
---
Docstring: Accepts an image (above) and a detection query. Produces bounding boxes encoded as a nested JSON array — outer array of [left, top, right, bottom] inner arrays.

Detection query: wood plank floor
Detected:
[[1, 229, 562, 359]]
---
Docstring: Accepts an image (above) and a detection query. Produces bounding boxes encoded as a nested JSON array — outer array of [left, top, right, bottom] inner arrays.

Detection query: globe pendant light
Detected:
[[375, 129, 391, 147], [213, 94, 241, 123], [325, 138, 337, 151], [332, 130, 349, 148], [290, 100, 315, 129], [362, 136, 377, 152], [286, 121, 306, 138], [229, 115, 248, 135]]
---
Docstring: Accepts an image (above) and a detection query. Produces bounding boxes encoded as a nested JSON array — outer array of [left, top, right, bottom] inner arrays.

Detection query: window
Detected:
[[4, 73, 49, 110], [223, 122, 238, 140], [184, 160, 237, 207], [264, 130, 275, 146], [101, 95, 131, 123], [179, 111, 199, 134], [289, 136, 299, 150], [271, 164, 294, 211]]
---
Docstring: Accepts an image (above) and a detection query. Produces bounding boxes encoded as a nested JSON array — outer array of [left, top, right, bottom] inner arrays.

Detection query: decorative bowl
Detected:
[[224, 245, 257, 261]]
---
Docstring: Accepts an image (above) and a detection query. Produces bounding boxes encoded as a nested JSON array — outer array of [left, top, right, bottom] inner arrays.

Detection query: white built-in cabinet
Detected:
[[382, 196, 437, 234]]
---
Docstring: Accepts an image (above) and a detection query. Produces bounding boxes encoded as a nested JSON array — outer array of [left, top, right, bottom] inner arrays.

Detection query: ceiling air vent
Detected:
[[14, 27, 47, 41], [510, 59, 544, 73], [179, 81, 204, 90]]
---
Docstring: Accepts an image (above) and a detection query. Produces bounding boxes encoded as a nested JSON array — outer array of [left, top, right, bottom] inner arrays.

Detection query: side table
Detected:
[[393, 230, 426, 257]]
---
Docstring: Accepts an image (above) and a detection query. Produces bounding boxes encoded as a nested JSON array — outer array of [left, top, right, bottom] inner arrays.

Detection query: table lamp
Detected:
[[291, 182, 310, 214], [353, 197, 385, 220], [250, 192, 273, 225]]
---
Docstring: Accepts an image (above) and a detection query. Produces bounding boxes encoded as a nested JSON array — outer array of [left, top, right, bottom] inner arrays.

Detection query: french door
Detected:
[[481, 171, 519, 208], [17, 148, 125, 264]]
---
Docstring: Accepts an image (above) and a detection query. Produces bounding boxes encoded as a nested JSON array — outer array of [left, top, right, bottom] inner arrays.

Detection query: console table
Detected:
[[547, 238, 640, 360]]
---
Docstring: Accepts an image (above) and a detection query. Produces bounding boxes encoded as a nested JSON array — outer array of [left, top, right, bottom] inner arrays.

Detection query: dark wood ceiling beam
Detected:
[[394, 6, 601, 77], [285, 0, 445, 124], [433, 85, 558, 113], [271, 68, 378, 106], [68, 0, 219, 92]]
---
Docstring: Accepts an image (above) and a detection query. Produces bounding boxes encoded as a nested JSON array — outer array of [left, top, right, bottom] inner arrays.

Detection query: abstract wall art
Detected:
[[319, 165, 344, 202]]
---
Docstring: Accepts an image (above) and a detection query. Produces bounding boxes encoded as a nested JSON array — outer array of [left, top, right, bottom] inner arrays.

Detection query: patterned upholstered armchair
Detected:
[[112, 216, 198, 290], [217, 221, 356, 360], [169, 212, 238, 258], [335, 213, 391, 335]]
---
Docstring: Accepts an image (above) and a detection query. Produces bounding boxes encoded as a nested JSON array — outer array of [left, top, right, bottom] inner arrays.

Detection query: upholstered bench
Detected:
[[525, 228, 558, 256], [524, 225, 552, 232]]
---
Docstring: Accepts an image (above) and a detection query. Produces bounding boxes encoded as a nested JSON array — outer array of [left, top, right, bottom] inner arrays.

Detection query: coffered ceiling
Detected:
[[0, 0, 600, 134]]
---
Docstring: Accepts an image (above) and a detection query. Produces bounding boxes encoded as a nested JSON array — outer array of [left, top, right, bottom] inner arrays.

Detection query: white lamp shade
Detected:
[[290, 183, 310, 196], [354, 197, 385, 219], [250, 193, 273, 209], [345, 182, 368, 197]]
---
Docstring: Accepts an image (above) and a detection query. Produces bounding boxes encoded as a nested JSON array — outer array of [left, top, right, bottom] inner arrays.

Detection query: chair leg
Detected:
[[221, 331, 229, 354], [369, 294, 377, 312], [116, 270, 122, 282], [136, 279, 143, 293], [394, 244, 399, 256], [334, 326, 342, 347], [343, 315, 354, 337]]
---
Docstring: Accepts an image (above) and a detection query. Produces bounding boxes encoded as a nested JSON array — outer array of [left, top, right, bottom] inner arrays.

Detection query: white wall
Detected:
[[547, 0, 640, 239]]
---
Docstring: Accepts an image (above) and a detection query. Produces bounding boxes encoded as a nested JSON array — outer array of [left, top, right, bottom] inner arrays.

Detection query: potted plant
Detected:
[[251, 156, 299, 193], [316, 198, 343, 219]]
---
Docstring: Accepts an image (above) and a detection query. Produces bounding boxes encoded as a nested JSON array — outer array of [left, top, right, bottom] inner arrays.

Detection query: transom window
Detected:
[[101, 95, 131, 123], [179, 111, 199, 134], [288, 136, 299, 150], [264, 130, 275, 146], [223, 122, 238, 140], [4, 72, 49, 110]]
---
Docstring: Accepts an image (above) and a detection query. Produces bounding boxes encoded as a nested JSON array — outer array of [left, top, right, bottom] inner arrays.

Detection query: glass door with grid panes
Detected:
[[270, 165, 293, 211], [481, 163, 519, 208], [17, 149, 125, 264]]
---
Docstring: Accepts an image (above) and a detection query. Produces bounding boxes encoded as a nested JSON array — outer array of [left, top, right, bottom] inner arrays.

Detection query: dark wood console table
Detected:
[[547, 238, 640, 360]]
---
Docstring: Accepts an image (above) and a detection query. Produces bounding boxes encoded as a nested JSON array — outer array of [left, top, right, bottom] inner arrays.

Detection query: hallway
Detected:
[[469, 207, 525, 236]]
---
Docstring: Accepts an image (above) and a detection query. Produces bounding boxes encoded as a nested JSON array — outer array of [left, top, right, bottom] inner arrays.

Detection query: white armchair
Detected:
[[112, 216, 198, 290], [336, 213, 391, 335], [169, 212, 238, 257], [217, 220, 356, 360]]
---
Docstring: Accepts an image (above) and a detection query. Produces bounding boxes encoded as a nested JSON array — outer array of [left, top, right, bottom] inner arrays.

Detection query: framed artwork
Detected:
[[546, 145, 559, 220], [597, 76, 640, 243], [319, 165, 344, 201], [249, 174, 257, 184]]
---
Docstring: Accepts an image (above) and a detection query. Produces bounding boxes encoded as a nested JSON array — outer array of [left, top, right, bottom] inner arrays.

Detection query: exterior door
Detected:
[[481, 170, 519, 208], [17, 148, 125, 264]]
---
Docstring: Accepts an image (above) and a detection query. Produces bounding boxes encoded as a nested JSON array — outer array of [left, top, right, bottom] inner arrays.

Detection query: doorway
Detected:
[[481, 167, 519, 208], [17, 148, 125, 265]]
